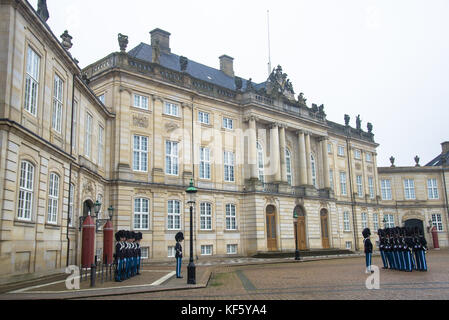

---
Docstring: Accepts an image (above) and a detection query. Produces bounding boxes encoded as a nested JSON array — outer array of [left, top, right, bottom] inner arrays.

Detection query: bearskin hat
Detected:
[[175, 232, 184, 242], [362, 228, 371, 238]]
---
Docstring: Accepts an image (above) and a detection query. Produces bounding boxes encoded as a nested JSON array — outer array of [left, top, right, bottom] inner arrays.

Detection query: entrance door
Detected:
[[294, 206, 307, 250], [320, 209, 330, 249], [404, 219, 424, 235], [266, 205, 277, 251]]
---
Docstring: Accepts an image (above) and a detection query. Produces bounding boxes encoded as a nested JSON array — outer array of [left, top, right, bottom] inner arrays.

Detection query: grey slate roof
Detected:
[[127, 42, 257, 91], [425, 151, 449, 166]]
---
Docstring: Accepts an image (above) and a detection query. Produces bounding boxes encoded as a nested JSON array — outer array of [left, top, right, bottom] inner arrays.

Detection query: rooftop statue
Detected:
[[37, 0, 49, 22], [266, 65, 295, 100], [297, 92, 307, 105], [367, 122, 373, 134], [344, 114, 350, 126], [152, 39, 161, 64], [179, 56, 188, 72], [118, 33, 129, 52], [356, 115, 361, 130]]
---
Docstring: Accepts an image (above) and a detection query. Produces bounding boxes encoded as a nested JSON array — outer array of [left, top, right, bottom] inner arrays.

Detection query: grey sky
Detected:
[[31, 0, 449, 167]]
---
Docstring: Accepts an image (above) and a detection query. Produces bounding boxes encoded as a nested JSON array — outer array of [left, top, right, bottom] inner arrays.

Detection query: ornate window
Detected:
[[165, 141, 179, 175], [47, 173, 60, 224], [167, 200, 181, 230], [200, 147, 211, 179], [52, 74, 64, 133], [134, 198, 149, 230], [225, 204, 237, 230], [133, 135, 148, 172], [200, 202, 212, 230], [18, 161, 35, 221], [285, 148, 292, 185], [24, 47, 40, 116], [257, 142, 264, 183]]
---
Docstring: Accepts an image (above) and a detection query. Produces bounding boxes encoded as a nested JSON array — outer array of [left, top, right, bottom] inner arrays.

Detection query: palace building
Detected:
[[0, 0, 447, 278]]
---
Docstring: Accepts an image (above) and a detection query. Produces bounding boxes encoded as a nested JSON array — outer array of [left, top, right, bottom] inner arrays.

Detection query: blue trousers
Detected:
[[115, 259, 122, 281], [404, 251, 412, 272], [419, 250, 427, 271], [365, 252, 372, 269], [415, 250, 422, 270], [386, 251, 394, 269], [395, 251, 402, 270], [137, 256, 141, 274], [176, 257, 182, 277], [391, 251, 398, 269], [411, 252, 417, 270], [380, 251, 388, 268]]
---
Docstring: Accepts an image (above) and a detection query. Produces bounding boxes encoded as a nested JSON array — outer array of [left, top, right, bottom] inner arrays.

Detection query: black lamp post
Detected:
[[186, 179, 197, 284], [293, 210, 300, 260]]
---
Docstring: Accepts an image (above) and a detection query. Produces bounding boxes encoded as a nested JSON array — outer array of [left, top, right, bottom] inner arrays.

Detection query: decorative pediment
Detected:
[[133, 114, 149, 128], [165, 122, 180, 132]]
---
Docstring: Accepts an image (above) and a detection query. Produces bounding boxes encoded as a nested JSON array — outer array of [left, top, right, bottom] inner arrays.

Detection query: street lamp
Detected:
[[186, 179, 198, 284], [293, 209, 300, 260]]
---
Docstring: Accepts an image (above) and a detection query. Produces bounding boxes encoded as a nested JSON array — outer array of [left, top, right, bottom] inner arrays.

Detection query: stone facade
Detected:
[[0, 0, 447, 278]]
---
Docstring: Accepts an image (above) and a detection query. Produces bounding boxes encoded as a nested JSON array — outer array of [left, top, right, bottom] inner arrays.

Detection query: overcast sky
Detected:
[[31, 0, 449, 167]]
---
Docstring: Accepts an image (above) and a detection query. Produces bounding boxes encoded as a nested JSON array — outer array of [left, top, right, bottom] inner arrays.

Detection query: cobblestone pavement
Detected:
[[84, 250, 449, 300]]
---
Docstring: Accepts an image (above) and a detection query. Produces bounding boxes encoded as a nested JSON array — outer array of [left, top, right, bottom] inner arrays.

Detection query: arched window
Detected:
[[134, 198, 149, 230], [47, 173, 60, 224], [311, 154, 317, 188], [200, 202, 212, 230], [257, 142, 264, 183], [285, 148, 292, 185], [18, 161, 35, 221]]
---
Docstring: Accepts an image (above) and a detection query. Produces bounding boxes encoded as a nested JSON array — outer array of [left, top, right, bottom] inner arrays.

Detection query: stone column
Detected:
[[248, 116, 258, 180], [321, 137, 330, 189], [297, 131, 307, 185], [279, 125, 287, 183], [270, 123, 281, 182], [305, 132, 312, 185]]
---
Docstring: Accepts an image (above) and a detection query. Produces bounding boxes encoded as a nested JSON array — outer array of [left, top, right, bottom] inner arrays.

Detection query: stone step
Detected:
[[252, 249, 355, 259]]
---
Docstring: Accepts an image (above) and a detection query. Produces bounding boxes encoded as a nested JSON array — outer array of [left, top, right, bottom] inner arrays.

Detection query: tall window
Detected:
[[384, 214, 395, 228], [431, 214, 443, 231], [338, 145, 345, 156], [329, 169, 334, 190], [340, 172, 347, 196], [327, 143, 332, 154], [72, 101, 77, 151], [133, 135, 148, 172], [165, 141, 179, 175], [343, 211, 351, 231], [311, 154, 317, 187], [134, 198, 149, 230], [200, 202, 212, 230], [373, 213, 379, 230], [167, 200, 181, 230], [285, 148, 292, 185], [98, 125, 104, 167], [361, 212, 368, 229], [47, 173, 60, 224], [356, 175, 363, 198], [257, 142, 264, 183], [224, 151, 235, 182], [69, 183, 75, 227], [52, 75, 63, 133], [354, 149, 361, 159], [134, 94, 148, 110], [404, 179, 416, 200], [164, 102, 179, 117], [226, 204, 237, 230], [85, 113, 93, 158], [427, 178, 439, 199], [200, 147, 211, 179], [18, 161, 34, 221], [366, 152, 372, 162], [24, 47, 40, 116], [368, 176, 375, 199], [198, 111, 210, 124], [381, 179, 392, 200]]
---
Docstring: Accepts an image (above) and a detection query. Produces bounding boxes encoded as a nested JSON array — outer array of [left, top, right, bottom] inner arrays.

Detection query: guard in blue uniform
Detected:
[[114, 230, 125, 282], [418, 229, 428, 271], [385, 229, 395, 269], [362, 228, 374, 274], [378, 229, 388, 269], [175, 232, 184, 278], [136, 232, 142, 275]]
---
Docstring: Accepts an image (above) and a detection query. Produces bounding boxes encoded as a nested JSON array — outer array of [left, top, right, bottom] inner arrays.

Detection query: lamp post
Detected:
[[186, 179, 197, 284], [293, 210, 300, 260]]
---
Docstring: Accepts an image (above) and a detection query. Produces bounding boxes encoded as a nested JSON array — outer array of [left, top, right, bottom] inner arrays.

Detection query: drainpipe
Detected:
[[67, 73, 75, 267], [441, 158, 449, 239], [346, 134, 358, 251]]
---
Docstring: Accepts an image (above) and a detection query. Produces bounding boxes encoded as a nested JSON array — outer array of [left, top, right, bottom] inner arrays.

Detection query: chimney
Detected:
[[150, 28, 171, 54], [442, 141, 449, 154], [219, 55, 234, 77]]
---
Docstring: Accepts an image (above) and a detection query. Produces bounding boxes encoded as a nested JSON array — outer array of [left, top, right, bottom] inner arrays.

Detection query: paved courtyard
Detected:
[[85, 249, 449, 300]]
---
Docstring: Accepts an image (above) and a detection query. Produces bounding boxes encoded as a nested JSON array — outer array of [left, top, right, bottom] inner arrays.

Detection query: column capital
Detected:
[[318, 136, 329, 143], [152, 95, 164, 103], [278, 123, 288, 129], [181, 102, 193, 109], [244, 114, 259, 122], [269, 122, 280, 129]]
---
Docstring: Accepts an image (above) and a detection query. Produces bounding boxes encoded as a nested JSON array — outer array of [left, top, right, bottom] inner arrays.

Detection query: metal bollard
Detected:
[[90, 264, 96, 287]]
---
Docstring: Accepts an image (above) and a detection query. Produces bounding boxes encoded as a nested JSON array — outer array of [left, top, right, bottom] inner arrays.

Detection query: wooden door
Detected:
[[297, 216, 307, 250], [266, 205, 277, 251], [320, 209, 330, 249]]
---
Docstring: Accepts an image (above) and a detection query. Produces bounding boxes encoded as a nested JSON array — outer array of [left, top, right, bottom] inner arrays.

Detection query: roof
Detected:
[[127, 42, 256, 91], [425, 151, 449, 166]]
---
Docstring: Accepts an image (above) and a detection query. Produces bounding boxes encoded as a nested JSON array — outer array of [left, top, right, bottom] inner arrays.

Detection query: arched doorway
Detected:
[[320, 209, 330, 249], [266, 205, 277, 251], [404, 219, 424, 235], [294, 205, 307, 250]]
